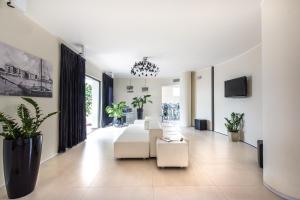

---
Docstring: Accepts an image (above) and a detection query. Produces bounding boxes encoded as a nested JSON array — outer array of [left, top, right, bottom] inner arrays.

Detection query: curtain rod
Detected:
[[58, 39, 85, 58]]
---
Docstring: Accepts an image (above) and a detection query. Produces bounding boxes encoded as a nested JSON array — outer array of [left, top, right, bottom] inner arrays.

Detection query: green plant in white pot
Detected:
[[225, 112, 244, 142]]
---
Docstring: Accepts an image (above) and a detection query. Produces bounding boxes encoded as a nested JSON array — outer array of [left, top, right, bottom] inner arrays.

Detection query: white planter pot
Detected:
[[228, 132, 240, 142]]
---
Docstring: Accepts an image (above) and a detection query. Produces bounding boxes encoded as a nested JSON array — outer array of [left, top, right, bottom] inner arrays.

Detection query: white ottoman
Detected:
[[156, 139, 189, 167]]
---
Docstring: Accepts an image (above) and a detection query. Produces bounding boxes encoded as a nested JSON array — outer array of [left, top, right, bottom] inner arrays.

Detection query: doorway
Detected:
[[85, 76, 101, 134], [161, 85, 180, 126]]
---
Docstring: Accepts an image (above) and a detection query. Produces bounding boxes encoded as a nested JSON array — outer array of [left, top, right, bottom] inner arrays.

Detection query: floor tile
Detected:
[[0, 127, 281, 200], [154, 186, 226, 200], [219, 186, 283, 200], [83, 187, 153, 200]]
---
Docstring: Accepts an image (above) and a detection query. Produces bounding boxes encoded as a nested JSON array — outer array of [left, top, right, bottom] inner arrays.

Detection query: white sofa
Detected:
[[146, 120, 163, 157], [114, 117, 163, 158], [114, 124, 149, 158]]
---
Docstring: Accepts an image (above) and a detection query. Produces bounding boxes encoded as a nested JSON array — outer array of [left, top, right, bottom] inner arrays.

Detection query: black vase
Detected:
[[3, 135, 42, 199], [137, 108, 143, 119]]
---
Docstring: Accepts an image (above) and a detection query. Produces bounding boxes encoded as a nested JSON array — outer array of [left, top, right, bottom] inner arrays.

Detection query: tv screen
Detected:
[[225, 76, 248, 97]]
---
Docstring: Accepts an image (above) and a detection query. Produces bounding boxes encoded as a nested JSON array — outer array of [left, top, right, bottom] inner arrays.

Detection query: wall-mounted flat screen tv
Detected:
[[225, 76, 248, 97]]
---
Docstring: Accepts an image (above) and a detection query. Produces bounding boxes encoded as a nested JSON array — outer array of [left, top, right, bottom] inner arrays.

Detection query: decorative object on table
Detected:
[[105, 101, 127, 126], [0, 41, 53, 97], [224, 112, 244, 142], [0, 97, 58, 199], [131, 95, 152, 119], [130, 57, 159, 77], [160, 137, 172, 142], [160, 136, 184, 143]]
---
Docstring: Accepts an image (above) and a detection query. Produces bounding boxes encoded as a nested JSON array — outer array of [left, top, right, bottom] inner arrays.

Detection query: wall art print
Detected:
[[0, 41, 53, 97]]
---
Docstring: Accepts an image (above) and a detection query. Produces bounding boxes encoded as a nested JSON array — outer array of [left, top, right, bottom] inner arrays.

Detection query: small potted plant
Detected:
[[224, 112, 244, 142], [105, 101, 127, 126], [0, 97, 58, 199], [131, 95, 152, 120]]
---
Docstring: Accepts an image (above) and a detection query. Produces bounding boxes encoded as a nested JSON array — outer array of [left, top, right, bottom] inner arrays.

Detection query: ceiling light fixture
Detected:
[[130, 57, 159, 77], [6, 0, 15, 8], [126, 79, 134, 93]]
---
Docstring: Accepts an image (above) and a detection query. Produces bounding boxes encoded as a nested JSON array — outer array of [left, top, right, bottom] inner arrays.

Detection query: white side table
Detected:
[[156, 138, 189, 167]]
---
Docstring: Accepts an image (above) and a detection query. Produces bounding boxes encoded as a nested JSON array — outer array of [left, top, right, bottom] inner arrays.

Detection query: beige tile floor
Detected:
[[0, 127, 282, 200]]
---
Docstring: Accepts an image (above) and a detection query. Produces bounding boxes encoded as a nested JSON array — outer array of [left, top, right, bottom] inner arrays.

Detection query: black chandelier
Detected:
[[130, 57, 159, 77]]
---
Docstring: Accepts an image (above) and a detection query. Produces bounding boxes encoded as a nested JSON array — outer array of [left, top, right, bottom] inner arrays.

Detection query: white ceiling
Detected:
[[26, 0, 261, 78]]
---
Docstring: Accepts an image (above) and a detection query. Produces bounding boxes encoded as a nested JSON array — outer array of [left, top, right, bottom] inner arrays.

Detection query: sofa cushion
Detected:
[[115, 124, 148, 142]]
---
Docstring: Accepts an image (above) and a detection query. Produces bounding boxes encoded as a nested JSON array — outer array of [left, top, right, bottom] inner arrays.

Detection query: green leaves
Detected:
[[17, 104, 33, 137], [105, 101, 127, 119], [131, 95, 152, 109], [224, 112, 244, 133], [131, 97, 142, 108], [0, 97, 58, 140], [85, 83, 92, 117], [0, 113, 21, 139], [22, 97, 41, 119]]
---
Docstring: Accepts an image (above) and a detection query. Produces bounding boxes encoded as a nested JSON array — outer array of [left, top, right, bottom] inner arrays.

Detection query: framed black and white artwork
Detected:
[[0, 41, 53, 97]]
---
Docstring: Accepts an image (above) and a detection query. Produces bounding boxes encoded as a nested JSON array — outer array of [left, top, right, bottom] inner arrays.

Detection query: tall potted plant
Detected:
[[105, 101, 127, 126], [131, 95, 152, 119], [0, 97, 57, 199], [225, 112, 244, 142]]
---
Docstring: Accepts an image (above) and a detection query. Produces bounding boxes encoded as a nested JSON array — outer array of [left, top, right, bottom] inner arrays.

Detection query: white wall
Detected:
[[162, 85, 180, 104], [0, 4, 103, 186], [193, 46, 262, 145], [0, 5, 60, 185], [193, 67, 212, 130], [86, 61, 103, 81], [180, 72, 192, 127], [214, 45, 262, 146], [114, 78, 174, 119], [262, 0, 300, 199]]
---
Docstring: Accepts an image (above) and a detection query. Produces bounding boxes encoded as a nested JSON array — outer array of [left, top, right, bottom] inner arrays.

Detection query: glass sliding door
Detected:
[[85, 76, 101, 134], [161, 85, 180, 126]]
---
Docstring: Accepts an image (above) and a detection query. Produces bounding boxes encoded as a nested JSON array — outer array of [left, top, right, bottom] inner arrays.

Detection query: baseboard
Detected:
[[264, 182, 300, 200], [213, 131, 227, 136], [241, 140, 256, 148], [40, 153, 58, 165], [213, 131, 257, 148]]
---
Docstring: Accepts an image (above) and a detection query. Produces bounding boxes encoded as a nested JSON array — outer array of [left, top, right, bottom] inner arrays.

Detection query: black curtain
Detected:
[[58, 44, 86, 153], [102, 73, 113, 127]]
